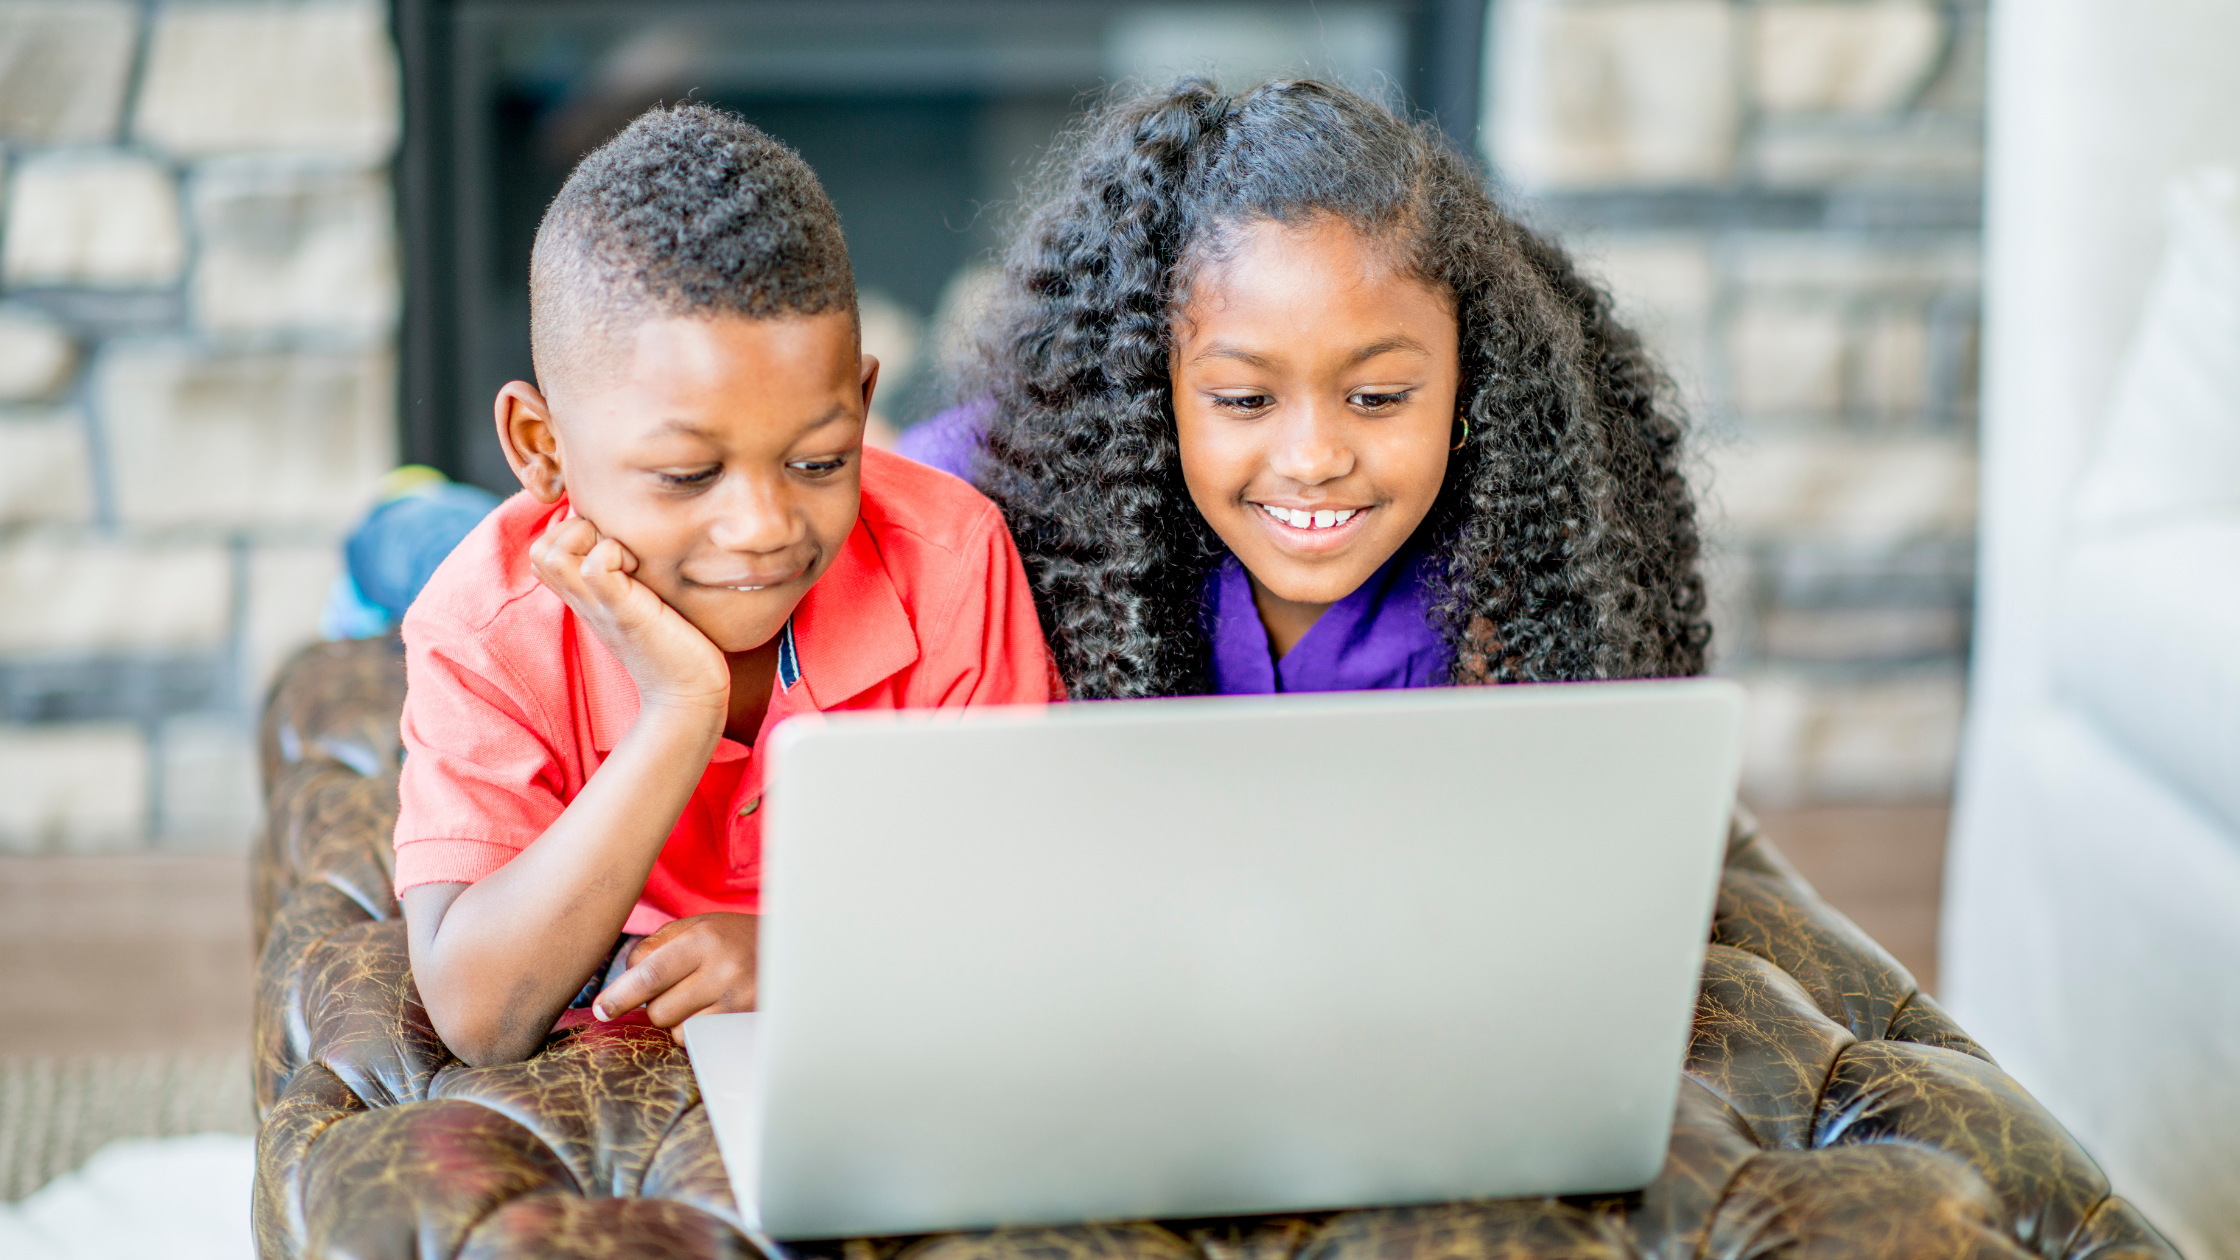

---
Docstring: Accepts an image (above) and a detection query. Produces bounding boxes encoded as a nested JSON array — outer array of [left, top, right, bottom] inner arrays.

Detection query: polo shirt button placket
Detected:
[[737, 796, 760, 818]]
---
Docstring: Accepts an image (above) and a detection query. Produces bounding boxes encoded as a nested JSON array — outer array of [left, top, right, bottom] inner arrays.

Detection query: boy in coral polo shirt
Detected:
[[395, 105, 1058, 1066]]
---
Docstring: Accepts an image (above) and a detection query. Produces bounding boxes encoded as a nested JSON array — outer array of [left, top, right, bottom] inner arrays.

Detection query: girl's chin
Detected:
[[1237, 548, 1394, 610]]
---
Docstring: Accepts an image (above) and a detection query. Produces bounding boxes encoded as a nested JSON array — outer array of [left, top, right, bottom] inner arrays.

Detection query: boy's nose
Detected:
[[704, 475, 802, 553], [1264, 401, 1355, 486]]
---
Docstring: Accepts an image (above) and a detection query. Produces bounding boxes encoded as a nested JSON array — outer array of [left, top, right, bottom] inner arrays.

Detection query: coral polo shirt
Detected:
[[392, 447, 1059, 934]]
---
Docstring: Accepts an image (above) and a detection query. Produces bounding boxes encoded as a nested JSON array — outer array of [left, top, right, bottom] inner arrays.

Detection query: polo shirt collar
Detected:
[[576, 517, 917, 751], [785, 517, 917, 709]]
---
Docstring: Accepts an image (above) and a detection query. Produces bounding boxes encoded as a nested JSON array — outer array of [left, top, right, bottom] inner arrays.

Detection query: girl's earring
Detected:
[[1451, 416, 1470, 451]]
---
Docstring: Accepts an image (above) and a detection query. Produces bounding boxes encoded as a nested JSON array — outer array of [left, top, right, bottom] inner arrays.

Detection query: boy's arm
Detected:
[[402, 513, 729, 1067]]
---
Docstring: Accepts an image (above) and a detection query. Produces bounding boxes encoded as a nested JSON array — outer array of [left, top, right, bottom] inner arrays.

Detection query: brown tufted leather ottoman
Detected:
[[252, 637, 2182, 1260]]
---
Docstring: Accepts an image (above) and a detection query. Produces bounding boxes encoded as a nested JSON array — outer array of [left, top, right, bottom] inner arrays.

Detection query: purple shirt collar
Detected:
[[897, 403, 1451, 694], [1203, 548, 1446, 694]]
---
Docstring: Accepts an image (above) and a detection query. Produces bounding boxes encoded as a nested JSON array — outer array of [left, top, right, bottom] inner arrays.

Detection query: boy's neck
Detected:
[[725, 640, 783, 744]]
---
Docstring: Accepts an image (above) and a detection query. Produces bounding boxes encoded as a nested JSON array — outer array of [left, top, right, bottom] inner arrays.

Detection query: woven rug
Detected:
[[0, 1053, 254, 1201]]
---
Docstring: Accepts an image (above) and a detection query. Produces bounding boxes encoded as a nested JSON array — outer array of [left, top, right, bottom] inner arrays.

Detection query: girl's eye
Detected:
[[1210, 393, 1274, 414], [656, 467, 720, 489], [1351, 390, 1413, 411], [788, 456, 850, 477]]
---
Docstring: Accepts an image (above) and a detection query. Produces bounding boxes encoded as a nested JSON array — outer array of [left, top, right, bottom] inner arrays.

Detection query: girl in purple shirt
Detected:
[[901, 78, 1708, 697]]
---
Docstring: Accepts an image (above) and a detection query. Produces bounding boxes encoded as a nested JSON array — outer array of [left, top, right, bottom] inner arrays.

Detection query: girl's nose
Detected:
[[1264, 399, 1355, 486]]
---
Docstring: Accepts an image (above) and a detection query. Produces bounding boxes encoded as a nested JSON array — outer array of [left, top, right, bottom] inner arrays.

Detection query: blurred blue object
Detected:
[[322, 468, 503, 639], [319, 573, 393, 641]]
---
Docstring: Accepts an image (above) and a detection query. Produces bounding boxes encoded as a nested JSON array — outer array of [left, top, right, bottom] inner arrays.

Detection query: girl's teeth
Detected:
[[1262, 505, 1359, 530]]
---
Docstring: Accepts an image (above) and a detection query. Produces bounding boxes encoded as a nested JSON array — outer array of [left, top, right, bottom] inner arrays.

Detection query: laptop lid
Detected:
[[720, 678, 1743, 1239]]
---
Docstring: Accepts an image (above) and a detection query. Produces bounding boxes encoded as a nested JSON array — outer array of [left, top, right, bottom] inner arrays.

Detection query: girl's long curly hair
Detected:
[[968, 77, 1710, 698]]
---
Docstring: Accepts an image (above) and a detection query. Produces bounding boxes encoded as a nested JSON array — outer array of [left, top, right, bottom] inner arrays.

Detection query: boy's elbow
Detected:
[[436, 1012, 544, 1068], [422, 985, 546, 1068], [448, 1034, 538, 1070]]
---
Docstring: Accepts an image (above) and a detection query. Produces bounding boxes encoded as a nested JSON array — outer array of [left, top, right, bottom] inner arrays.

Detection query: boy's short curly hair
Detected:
[[969, 77, 1711, 697], [530, 103, 855, 386]]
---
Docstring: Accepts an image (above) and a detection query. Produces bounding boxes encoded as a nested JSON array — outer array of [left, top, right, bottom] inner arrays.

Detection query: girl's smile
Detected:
[[1171, 214, 1459, 657], [965, 76, 1714, 699], [1250, 500, 1374, 552]]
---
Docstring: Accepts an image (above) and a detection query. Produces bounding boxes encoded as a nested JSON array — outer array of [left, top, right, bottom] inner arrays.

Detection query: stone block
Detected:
[[1759, 605, 1967, 663], [1761, 535, 1975, 607], [1580, 233, 1717, 406], [1699, 539, 1759, 670], [858, 289, 921, 388], [1750, 115, 1984, 187], [1705, 434, 1977, 544], [96, 345, 395, 529], [1730, 233, 1980, 294], [157, 713, 260, 851], [0, 652, 232, 725], [0, 409, 94, 525], [1728, 300, 1848, 418], [0, 1, 137, 143], [133, 1, 399, 160], [1737, 668, 1964, 803], [1752, 1, 1944, 115], [0, 722, 148, 852], [1, 154, 185, 289], [1914, 2, 1985, 113], [1855, 309, 1930, 423], [0, 308, 77, 400], [5, 290, 183, 340], [244, 543, 339, 709], [190, 161, 398, 338], [0, 535, 231, 653], [1104, 6, 1405, 95], [1489, 0, 1739, 189]]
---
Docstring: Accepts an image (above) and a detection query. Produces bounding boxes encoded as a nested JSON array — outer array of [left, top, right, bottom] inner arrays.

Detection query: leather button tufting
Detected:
[[253, 643, 2186, 1260]]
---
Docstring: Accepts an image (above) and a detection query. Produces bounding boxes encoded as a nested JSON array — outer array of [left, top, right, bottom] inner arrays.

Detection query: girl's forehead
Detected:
[[1179, 217, 1434, 313], [1173, 219, 1450, 346]]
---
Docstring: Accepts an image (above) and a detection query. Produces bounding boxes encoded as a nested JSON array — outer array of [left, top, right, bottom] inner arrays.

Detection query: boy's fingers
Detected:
[[591, 941, 690, 1020], [644, 967, 755, 1030], [542, 516, 599, 558], [577, 544, 651, 615], [579, 541, 654, 607], [643, 974, 711, 1029], [580, 536, 627, 578], [530, 518, 601, 590], [629, 921, 687, 966]]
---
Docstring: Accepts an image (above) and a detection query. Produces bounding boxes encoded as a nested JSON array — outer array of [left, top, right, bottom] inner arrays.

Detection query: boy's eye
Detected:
[[787, 455, 851, 477], [1209, 393, 1274, 414], [1350, 390, 1413, 411], [656, 467, 721, 489]]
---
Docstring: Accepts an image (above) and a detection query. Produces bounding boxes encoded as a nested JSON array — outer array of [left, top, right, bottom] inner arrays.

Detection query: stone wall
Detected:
[[0, 0, 1978, 848], [1489, 0, 1985, 802], [0, 0, 398, 851]]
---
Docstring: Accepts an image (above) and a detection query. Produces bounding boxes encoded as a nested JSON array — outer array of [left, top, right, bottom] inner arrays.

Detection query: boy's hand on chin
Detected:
[[591, 912, 759, 1028], [531, 512, 728, 715]]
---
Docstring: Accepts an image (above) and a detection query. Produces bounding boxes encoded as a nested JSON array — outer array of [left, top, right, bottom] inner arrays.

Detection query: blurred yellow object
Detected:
[[372, 464, 450, 502]]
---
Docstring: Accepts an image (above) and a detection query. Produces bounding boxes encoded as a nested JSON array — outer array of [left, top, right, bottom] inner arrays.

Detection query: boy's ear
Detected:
[[495, 380, 566, 503], [859, 352, 881, 418]]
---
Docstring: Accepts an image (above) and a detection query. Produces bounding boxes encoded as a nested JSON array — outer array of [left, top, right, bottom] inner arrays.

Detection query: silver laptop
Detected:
[[684, 678, 1744, 1242]]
